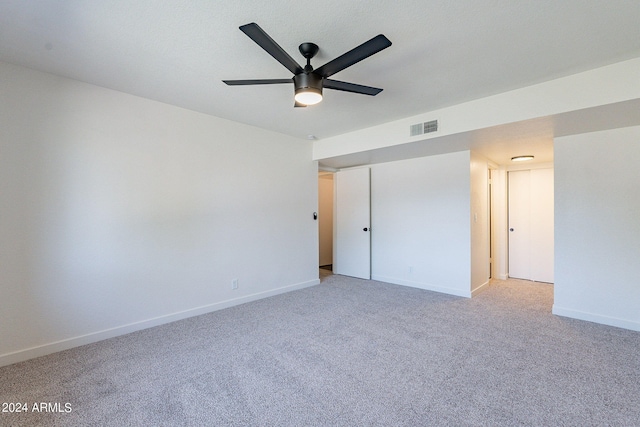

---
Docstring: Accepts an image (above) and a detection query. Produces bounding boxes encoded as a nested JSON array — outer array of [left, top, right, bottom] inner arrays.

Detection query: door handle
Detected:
[[363, 227, 369, 232], [510, 228, 514, 232]]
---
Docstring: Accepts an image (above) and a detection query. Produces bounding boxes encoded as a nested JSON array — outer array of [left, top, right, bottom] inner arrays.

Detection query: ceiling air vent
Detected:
[[410, 120, 438, 137]]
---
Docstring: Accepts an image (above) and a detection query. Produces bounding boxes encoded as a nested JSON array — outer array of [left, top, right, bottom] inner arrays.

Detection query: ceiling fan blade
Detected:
[[324, 79, 383, 96], [314, 34, 391, 78], [223, 79, 292, 85], [239, 23, 303, 75], [294, 101, 307, 108]]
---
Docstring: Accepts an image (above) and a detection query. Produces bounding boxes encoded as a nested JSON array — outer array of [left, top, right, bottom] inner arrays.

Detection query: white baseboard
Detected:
[[372, 275, 471, 298], [471, 280, 490, 296], [0, 278, 320, 368], [552, 305, 640, 332]]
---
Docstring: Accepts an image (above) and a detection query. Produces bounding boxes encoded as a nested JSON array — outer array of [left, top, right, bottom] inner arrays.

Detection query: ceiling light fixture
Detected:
[[294, 73, 323, 106], [511, 155, 534, 162], [295, 87, 323, 105]]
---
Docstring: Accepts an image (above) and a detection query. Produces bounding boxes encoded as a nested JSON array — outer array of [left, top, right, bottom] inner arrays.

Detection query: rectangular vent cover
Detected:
[[410, 120, 438, 136]]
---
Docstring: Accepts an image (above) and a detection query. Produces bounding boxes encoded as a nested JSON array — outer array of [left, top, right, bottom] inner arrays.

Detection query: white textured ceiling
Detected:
[[1, 1, 639, 164]]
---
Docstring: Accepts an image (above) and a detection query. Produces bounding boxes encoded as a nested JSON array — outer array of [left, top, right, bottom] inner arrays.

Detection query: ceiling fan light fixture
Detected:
[[295, 87, 323, 105], [293, 72, 323, 105], [511, 155, 535, 162]]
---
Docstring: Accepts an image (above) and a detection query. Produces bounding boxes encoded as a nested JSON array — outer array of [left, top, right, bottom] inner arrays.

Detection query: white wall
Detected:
[[370, 151, 471, 297], [0, 62, 319, 366], [470, 151, 490, 294], [318, 173, 333, 266], [553, 126, 640, 331]]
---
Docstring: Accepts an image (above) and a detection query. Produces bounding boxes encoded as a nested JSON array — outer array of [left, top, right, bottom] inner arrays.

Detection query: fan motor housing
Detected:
[[294, 72, 323, 96]]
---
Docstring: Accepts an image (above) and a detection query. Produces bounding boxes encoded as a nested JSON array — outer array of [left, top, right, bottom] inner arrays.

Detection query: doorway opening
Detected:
[[318, 171, 334, 275], [489, 167, 508, 281], [489, 165, 554, 284]]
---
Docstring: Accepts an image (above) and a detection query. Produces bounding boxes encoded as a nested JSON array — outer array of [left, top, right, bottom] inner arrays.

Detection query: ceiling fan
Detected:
[[223, 23, 392, 107]]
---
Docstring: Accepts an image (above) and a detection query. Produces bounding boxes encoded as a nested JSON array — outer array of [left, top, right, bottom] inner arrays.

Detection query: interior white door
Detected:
[[508, 170, 531, 280], [334, 168, 371, 279], [508, 169, 554, 282]]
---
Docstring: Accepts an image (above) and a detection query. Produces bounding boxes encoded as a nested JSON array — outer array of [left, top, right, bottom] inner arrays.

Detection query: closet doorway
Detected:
[[508, 168, 554, 283], [318, 171, 334, 272]]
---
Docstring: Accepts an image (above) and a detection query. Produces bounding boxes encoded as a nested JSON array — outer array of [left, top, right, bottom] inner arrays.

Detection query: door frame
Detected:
[[490, 162, 554, 282]]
